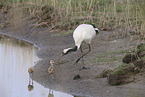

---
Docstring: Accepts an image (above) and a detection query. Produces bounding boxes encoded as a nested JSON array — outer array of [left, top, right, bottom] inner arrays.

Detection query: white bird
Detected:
[[60, 24, 99, 70]]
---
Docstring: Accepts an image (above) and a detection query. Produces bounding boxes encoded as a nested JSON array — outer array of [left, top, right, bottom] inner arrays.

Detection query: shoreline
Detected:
[[0, 24, 145, 97]]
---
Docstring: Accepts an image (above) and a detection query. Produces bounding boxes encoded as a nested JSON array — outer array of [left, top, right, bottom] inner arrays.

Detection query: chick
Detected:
[[48, 60, 55, 79]]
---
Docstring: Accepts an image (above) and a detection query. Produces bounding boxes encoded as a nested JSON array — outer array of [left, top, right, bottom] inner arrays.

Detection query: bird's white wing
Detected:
[[73, 24, 96, 48], [73, 25, 84, 49]]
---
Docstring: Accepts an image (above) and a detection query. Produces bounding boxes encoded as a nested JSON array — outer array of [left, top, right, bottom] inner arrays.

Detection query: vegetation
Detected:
[[109, 64, 135, 75], [0, 0, 145, 38], [89, 49, 132, 64]]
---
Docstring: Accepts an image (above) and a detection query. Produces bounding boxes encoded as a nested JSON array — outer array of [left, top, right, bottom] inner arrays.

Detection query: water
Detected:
[[0, 35, 73, 97]]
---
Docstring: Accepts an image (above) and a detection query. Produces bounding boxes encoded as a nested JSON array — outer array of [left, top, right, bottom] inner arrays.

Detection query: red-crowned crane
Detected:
[[60, 24, 99, 70]]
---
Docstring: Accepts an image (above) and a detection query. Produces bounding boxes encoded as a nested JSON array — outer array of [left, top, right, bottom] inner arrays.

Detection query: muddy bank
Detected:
[[1, 21, 145, 97], [0, 6, 145, 96]]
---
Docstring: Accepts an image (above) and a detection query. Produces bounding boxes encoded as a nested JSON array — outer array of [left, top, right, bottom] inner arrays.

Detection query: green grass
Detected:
[[141, 73, 145, 77], [51, 30, 74, 37], [141, 56, 145, 61], [110, 64, 134, 75], [89, 49, 133, 63]]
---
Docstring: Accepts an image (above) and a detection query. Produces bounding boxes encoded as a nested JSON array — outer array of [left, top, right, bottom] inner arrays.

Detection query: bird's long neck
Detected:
[[66, 46, 78, 54], [50, 63, 54, 67]]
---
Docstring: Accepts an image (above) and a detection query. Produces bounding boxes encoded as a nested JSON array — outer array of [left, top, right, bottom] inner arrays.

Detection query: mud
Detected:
[[0, 18, 145, 97]]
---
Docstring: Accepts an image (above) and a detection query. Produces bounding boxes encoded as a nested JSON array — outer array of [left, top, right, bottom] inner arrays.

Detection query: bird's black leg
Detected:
[[74, 44, 91, 70], [80, 46, 85, 65]]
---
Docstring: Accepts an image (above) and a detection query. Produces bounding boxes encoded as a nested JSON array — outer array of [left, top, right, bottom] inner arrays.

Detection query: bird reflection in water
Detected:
[[28, 66, 34, 91], [28, 79, 34, 91], [48, 90, 54, 97]]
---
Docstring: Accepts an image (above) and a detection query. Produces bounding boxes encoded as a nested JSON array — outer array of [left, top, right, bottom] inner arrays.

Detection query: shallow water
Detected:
[[0, 35, 73, 97]]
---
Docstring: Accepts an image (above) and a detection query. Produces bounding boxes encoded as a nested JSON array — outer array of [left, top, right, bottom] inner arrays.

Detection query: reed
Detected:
[[1, 0, 145, 38]]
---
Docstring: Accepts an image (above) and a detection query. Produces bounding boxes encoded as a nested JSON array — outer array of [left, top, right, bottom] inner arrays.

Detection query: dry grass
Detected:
[[0, 0, 145, 38]]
